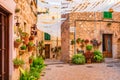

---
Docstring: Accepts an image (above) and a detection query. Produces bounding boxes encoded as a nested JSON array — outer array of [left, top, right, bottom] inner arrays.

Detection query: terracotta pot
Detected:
[[23, 38, 29, 45], [86, 59, 91, 64], [29, 59, 33, 64], [14, 41, 21, 48], [14, 65, 19, 69], [28, 46, 34, 52], [19, 50, 26, 55]]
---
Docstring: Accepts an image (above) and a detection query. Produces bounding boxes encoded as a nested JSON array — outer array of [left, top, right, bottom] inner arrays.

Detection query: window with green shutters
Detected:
[[44, 33, 51, 40], [103, 12, 112, 19]]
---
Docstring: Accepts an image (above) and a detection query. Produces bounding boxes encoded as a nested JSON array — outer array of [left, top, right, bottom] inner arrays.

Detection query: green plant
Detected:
[[28, 42, 34, 47], [93, 50, 103, 62], [71, 39, 75, 45], [21, 32, 29, 38], [86, 45, 93, 51], [29, 56, 34, 60], [72, 54, 86, 64], [20, 45, 27, 50], [37, 40, 45, 56], [15, 39, 22, 42], [13, 58, 24, 66], [76, 38, 81, 44]]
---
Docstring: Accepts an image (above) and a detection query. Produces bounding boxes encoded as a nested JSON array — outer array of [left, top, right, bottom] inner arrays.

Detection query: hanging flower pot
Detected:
[[29, 35, 35, 42], [19, 45, 27, 55], [84, 39, 89, 44], [13, 58, 24, 69], [14, 39, 22, 48], [28, 42, 34, 52], [20, 32, 29, 40]]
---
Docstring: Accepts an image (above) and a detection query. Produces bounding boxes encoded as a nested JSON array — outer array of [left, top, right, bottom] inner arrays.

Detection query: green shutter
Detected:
[[44, 33, 51, 40], [103, 12, 112, 19]]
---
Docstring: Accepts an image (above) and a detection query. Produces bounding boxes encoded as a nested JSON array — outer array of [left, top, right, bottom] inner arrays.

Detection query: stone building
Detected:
[[61, 12, 120, 62]]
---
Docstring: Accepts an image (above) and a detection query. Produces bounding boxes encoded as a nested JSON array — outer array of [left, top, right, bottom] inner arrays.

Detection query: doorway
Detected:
[[0, 8, 10, 80], [102, 34, 112, 58], [45, 44, 50, 58]]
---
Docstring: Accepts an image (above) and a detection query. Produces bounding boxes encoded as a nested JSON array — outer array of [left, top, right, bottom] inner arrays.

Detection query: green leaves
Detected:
[[72, 54, 86, 64], [86, 45, 93, 51]]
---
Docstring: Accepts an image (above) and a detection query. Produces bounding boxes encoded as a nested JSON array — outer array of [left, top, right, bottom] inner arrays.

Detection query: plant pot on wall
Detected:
[[14, 39, 22, 48], [19, 45, 27, 55], [28, 42, 34, 52]]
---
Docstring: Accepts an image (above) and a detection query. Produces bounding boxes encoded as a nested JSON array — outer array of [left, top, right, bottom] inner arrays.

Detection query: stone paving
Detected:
[[40, 59, 120, 80]]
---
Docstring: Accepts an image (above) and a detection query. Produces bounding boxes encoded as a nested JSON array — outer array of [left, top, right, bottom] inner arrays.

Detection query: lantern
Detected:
[[109, 8, 114, 13]]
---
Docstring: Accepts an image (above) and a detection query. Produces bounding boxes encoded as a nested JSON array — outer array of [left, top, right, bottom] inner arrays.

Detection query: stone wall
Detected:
[[12, 0, 38, 80], [61, 12, 120, 62]]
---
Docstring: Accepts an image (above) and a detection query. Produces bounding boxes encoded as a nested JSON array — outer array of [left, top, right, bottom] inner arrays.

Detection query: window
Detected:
[[44, 33, 51, 40], [103, 12, 112, 19]]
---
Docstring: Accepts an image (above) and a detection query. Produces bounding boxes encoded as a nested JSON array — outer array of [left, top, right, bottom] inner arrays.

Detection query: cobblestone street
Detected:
[[41, 59, 120, 80]]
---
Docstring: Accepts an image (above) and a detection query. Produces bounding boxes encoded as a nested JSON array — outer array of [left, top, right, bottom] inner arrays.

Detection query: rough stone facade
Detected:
[[12, 0, 39, 80], [61, 12, 120, 62]]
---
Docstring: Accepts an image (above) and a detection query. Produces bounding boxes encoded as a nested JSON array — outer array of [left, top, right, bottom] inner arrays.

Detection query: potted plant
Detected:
[[13, 58, 24, 69], [76, 38, 81, 44], [84, 45, 93, 63], [37, 40, 45, 57], [71, 39, 75, 45], [93, 50, 104, 63], [28, 42, 34, 52], [84, 39, 89, 44], [29, 56, 34, 64], [14, 39, 22, 48], [20, 32, 29, 44], [19, 45, 27, 55], [29, 35, 35, 42]]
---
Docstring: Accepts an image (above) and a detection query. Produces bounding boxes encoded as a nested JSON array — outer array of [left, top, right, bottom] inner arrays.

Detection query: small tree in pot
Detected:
[[84, 45, 93, 63]]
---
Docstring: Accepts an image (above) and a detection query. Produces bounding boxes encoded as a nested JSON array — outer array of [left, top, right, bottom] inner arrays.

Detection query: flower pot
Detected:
[[19, 50, 26, 55], [14, 41, 21, 48], [29, 59, 33, 64], [86, 59, 91, 64], [23, 38, 29, 45], [28, 46, 34, 52], [14, 65, 19, 69]]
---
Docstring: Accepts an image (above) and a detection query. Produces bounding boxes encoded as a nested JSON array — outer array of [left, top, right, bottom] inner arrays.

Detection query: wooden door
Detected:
[[103, 34, 112, 58], [45, 44, 50, 58], [0, 11, 9, 80]]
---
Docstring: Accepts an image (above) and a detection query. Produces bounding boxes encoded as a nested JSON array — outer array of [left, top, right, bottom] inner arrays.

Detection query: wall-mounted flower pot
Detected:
[[28, 46, 34, 52], [19, 50, 26, 56], [14, 41, 21, 48], [14, 65, 19, 69], [29, 59, 33, 64]]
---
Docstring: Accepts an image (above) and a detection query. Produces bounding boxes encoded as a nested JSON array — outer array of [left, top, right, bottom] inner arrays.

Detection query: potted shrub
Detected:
[[93, 50, 104, 63], [72, 54, 86, 64], [19, 45, 27, 55], [84, 45, 93, 63], [13, 58, 24, 69], [14, 39, 22, 48], [29, 56, 34, 64], [28, 42, 34, 52]]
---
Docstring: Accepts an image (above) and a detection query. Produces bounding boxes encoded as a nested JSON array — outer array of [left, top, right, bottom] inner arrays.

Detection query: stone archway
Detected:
[[117, 38, 120, 58]]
